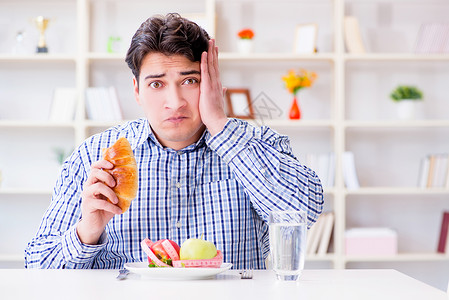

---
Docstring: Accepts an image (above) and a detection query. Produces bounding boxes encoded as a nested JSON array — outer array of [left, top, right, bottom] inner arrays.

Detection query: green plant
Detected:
[[390, 85, 423, 102], [53, 147, 72, 165]]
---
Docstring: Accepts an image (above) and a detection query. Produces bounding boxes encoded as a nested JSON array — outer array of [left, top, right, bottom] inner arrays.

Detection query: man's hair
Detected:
[[125, 13, 210, 83]]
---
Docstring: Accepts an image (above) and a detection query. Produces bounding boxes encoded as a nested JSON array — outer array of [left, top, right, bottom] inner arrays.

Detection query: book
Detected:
[[344, 16, 366, 53], [317, 212, 334, 255], [85, 88, 102, 120], [85, 87, 123, 121], [306, 216, 319, 254], [437, 211, 449, 253], [417, 156, 430, 188], [342, 151, 360, 190], [434, 154, 448, 188], [418, 154, 431, 188], [302, 153, 335, 188], [418, 153, 449, 188], [307, 213, 327, 254], [108, 86, 124, 121], [49, 88, 77, 122], [426, 154, 437, 188], [414, 23, 449, 54]]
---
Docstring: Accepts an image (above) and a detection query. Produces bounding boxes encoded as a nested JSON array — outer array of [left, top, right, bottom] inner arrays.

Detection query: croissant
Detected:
[[103, 137, 138, 213]]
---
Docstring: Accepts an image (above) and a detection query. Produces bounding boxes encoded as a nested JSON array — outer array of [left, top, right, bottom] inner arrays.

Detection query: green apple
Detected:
[[179, 237, 217, 260]]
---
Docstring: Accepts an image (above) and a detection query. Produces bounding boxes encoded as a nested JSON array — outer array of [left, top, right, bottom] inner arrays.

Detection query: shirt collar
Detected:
[[126, 118, 152, 151], [144, 121, 210, 152]]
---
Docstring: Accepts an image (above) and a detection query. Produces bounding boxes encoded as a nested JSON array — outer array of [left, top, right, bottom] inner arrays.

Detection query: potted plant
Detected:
[[237, 28, 255, 54], [389, 85, 423, 120]]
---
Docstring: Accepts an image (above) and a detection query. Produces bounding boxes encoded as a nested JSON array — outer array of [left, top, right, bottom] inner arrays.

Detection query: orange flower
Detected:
[[238, 28, 254, 39], [282, 69, 317, 95]]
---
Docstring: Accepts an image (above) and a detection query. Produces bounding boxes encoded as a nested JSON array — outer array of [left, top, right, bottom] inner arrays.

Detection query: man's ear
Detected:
[[133, 77, 140, 105]]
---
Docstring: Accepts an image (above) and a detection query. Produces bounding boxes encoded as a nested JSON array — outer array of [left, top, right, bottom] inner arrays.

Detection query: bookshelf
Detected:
[[1, 0, 449, 291]]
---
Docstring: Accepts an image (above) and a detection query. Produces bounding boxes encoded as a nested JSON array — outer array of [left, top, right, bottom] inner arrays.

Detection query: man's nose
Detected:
[[165, 86, 186, 110]]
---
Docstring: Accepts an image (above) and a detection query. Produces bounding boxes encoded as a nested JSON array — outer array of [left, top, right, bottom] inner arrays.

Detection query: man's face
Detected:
[[133, 53, 205, 150]]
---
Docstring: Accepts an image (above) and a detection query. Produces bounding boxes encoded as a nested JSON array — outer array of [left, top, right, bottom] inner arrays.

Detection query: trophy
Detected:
[[33, 16, 50, 53]]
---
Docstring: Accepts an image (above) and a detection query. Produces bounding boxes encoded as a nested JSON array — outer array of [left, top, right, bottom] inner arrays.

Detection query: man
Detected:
[[25, 13, 323, 269]]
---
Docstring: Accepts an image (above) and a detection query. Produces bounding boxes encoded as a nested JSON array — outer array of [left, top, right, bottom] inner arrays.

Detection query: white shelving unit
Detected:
[[1, 0, 449, 291]]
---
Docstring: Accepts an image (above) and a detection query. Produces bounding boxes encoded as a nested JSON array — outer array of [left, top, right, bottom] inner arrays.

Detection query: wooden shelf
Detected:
[[345, 120, 449, 128], [345, 253, 449, 262], [345, 187, 449, 196], [250, 119, 334, 128], [0, 54, 77, 62], [0, 188, 53, 196], [219, 52, 336, 62], [0, 120, 76, 129], [0, 254, 24, 262], [310, 253, 449, 263], [344, 53, 449, 62]]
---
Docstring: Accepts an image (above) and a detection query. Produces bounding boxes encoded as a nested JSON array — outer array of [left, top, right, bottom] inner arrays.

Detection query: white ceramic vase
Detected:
[[238, 39, 253, 54], [396, 100, 417, 120]]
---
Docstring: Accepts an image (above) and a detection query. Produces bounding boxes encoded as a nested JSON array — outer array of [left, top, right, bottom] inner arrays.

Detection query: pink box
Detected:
[[345, 228, 398, 256]]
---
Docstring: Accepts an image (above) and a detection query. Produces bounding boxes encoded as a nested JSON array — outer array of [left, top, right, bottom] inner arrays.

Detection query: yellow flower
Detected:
[[282, 69, 317, 95]]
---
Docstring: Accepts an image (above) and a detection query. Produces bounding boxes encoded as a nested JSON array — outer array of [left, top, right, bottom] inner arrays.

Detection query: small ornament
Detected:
[[282, 69, 317, 120], [289, 96, 301, 120]]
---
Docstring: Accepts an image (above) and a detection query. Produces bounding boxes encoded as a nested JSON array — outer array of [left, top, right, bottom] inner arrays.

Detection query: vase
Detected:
[[289, 96, 301, 120], [237, 39, 253, 54], [396, 100, 417, 120]]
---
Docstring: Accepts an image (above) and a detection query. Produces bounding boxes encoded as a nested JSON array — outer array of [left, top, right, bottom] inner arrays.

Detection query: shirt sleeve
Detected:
[[206, 118, 324, 228], [24, 150, 107, 269]]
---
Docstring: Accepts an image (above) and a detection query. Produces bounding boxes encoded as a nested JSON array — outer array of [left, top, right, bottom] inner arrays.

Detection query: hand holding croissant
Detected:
[[77, 137, 138, 245]]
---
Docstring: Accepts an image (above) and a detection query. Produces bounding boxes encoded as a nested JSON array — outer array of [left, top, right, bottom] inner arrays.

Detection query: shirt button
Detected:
[[175, 222, 182, 228], [175, 182, 182, 188], [177, 151, 183, 155]]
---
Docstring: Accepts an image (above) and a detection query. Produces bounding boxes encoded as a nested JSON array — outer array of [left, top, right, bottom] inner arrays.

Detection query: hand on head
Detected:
[[199, 39, 228, 136]]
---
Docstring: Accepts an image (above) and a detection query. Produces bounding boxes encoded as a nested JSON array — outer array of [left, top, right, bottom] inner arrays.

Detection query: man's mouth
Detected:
[[166, 115, 187, 123]]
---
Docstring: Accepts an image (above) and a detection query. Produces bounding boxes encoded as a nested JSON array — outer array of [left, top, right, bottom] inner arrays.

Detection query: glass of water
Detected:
[[269, 210, 307, 281]]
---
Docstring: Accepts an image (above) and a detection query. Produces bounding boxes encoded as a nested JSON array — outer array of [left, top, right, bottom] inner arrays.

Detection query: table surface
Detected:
[[0, 268, 447, 300]]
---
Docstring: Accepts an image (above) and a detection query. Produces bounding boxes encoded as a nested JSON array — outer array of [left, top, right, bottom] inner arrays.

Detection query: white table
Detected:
[[0, 269, 446, 300]]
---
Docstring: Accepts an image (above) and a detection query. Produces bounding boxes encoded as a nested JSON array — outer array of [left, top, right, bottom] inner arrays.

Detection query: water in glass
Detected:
[[269, 211, 307, 281]]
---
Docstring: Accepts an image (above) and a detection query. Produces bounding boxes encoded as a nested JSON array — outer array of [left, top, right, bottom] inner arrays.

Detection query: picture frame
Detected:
[[225, 89, 254, 119], [294, 23, 318, 54]]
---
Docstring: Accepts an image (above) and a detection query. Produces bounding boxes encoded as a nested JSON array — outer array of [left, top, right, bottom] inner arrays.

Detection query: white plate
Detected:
[[124, 262, 233, 280]]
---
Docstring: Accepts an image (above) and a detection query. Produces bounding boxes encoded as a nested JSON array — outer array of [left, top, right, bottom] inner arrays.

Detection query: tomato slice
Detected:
[[141, 238, 181, 267], [151, 239, 179, 264], [141, 238, 170, 267]]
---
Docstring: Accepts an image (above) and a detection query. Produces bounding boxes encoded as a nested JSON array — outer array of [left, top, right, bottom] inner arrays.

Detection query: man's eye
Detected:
[[149, 81, 163, 88], [183, 78, 199, 85]]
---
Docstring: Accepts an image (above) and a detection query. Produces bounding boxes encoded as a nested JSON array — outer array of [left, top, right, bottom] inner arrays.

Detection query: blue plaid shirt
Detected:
[[25, 118, 323, 269]]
